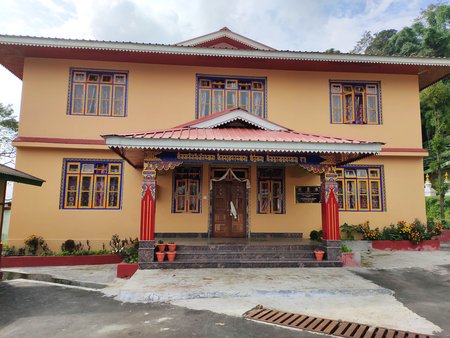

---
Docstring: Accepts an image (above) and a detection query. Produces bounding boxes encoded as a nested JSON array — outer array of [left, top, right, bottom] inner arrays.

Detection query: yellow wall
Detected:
[[8, 57, 427, 248], [19, 58, 422, 148]]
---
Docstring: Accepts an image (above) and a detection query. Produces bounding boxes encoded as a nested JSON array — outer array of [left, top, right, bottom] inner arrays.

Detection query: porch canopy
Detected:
[[102, 108, 383, 171]]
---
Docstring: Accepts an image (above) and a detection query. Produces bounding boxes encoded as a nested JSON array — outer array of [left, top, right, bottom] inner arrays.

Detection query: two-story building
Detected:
[[1, 28, 449, 267]]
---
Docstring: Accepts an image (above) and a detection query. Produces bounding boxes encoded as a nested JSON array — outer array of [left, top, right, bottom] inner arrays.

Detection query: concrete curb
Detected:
[[1, 270, 108, 289]]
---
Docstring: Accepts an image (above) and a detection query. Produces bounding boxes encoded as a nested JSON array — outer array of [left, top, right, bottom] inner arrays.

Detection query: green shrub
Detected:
[[309, 230, 322, 241], [340, 243, 352, 253]]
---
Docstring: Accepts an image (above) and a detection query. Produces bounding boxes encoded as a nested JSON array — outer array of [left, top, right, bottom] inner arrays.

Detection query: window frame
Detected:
[[335, 165, 385, 212], [329, 81, 382, 125], [60, 159, 123, 210], [172, 166, 202, 214], [257, 167, 285, 214], [196, 75, 267, 119], [68, 69, 128, 117]]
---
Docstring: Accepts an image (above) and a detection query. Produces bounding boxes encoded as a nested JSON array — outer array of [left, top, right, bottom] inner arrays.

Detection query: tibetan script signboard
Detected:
[[158, 151, 324, 165], [295, 186, 321, 203]]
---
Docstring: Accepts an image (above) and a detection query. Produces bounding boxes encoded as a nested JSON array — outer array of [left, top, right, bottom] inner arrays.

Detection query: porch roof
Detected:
[[102, 109, 383, 168]]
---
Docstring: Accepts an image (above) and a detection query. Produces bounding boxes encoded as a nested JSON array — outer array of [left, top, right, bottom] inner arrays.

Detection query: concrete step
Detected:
[[171, 244, 322, 252], [173, 251, 316, 261], [142, 260, 342, 269]]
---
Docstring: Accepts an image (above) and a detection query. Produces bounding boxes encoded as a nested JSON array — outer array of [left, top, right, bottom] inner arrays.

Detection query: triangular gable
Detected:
[[176, 108, 289, 131], [176, 27, 276, 51]]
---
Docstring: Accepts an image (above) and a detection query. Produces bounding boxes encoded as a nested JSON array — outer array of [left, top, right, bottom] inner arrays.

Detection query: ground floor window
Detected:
[[257, 167, 285, 214], [335, 166, 384, 211], [61, 159, 123, 209], [172, 166, 202, 213]]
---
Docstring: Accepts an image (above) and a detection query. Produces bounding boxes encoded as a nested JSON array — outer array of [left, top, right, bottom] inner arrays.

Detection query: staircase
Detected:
[[148, 242, 342, 269]]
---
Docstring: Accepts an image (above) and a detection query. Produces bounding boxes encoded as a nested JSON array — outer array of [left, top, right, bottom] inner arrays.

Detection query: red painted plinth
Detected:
[[117, 263, 138, 279], [341, 252, 359, 267], [1, 254, 122, 268], [438, 230, 450, 242], [372, 240, 440, 251]]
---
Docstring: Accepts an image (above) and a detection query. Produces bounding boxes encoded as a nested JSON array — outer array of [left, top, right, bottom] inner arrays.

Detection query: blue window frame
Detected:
[[257, 167, 285, 214], [61, 159, 123, 209], [172, 166, 202, 213], [335, 165, 385, 212], [68, 69, 128, 117], [329, 81, 381, 125], [196, 75, 267, 119]]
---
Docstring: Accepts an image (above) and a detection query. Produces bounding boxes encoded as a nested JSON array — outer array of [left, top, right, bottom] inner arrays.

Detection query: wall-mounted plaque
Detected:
[[295, 186, 321, 203]]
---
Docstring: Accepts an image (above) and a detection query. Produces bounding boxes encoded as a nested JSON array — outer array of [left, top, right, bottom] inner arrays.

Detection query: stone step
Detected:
[[170, 244, 322, 253], [173, 251, 316, 261], [142, 260, 342, 269]]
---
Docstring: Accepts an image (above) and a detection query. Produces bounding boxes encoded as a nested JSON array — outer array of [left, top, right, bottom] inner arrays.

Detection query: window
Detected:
[[61, 160, 123, 209], [330, 81, 381, 124], [335, 166, 384, 211], [197, 75, 266, 118], [173, 167, 202, 213], [257, 167, 284, 214], [69, 69, 128, 116]]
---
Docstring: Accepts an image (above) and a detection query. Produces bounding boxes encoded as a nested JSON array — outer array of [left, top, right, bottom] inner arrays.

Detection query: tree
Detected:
[[421, 82, 450, 223], [0, 103, 19, 165], [324, 48, 341, 54]]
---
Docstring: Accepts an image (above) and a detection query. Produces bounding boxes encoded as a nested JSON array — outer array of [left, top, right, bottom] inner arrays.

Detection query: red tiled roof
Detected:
[[116, 127, 370, 145]]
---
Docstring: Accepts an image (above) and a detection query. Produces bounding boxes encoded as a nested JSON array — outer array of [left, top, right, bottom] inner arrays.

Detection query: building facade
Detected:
[[1, 28, 449, 264]]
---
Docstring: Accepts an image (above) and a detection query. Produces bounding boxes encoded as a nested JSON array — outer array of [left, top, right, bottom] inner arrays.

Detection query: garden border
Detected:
[[1, 254, 122, 267]]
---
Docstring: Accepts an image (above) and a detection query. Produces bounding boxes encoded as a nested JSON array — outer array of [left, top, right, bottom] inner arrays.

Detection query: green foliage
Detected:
[[348, 219, 443, 244], [0, 103, 18, 164], [1, 245, 17, 256], [157, 239, 164, 244], [61, 239, 76, 252], [340, 223, 355, 240], [24, 234, 51, 256], [426, 196, 450, 227], [340, 243, 352, 253], [121, 238, 139, 263], [309, 230, 322, 241]]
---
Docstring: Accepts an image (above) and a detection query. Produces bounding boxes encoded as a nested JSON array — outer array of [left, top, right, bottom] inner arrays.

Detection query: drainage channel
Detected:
[[243, 305, 437, 338]]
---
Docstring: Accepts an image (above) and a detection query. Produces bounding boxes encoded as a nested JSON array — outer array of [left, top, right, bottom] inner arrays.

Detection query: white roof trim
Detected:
[[105, 136, 382, 154], [189, 110, 287, 131], [176, 29, 274, 51], [1, 35, 449, 67]]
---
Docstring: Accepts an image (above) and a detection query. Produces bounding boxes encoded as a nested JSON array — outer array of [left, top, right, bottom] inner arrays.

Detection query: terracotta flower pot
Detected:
[[314, 250, 325, 261], [156, 243, 166, 252], [166, 251, 176, 262], [167, 243, 177, 252], [155, 251, 165, 262]]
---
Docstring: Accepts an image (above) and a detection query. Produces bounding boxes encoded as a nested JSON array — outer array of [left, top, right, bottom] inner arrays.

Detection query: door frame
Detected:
[[208, 166, 250, 238]]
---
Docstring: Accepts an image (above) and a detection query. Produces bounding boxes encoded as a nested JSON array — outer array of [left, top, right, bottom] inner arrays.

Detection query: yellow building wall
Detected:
[[19, 58, 422, 148], [8, 57, 427, 247]]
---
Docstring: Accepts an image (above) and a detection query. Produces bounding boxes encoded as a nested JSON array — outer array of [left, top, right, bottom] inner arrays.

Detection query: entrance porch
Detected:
[[140, 237, 341, 268]]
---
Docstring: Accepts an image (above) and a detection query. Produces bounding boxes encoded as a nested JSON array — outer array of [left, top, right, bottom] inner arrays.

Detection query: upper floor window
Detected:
[[335, 166, 384, 212], [197, 75, 266, 119], [68, 69, 128, 117], [330, 81, 381, 125], [172, 166, 202, 213], [257, 167, 285, 214], [61, 159, 123, 209]]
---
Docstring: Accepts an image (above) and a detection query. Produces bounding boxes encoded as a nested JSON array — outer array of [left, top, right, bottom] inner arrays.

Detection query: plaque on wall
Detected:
[[295, 186, 321, 203]]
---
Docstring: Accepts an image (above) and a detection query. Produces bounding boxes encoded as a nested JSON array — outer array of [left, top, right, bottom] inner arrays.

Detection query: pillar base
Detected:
[[323, 240, 341, 261], [138, 240, 155, 269]]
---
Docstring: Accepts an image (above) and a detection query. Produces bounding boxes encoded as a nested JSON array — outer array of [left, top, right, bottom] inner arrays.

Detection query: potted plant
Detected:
[[156, 239, 166, 252], [314, 249, 325, 261], [155, 251, 165, 262], [340, 243, 358, 267], [167, 241, 177, 252], [166, 251, 176, 262]]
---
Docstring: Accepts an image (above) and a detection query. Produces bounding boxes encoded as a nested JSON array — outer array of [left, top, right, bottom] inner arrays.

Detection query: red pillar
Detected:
[[140, 167, 156, 241], [321, 173, 340, 240]]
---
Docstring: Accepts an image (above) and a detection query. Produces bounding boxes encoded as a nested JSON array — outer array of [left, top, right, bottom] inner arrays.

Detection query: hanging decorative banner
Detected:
[[158, 151, 323, 165]]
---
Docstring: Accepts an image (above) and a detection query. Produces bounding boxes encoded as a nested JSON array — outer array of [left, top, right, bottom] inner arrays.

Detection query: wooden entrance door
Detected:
[[212, 180, 246, 237]]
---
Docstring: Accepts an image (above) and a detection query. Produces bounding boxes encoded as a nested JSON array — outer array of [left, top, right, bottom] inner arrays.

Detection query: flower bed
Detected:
[[1, 254, 122, 268], [372, 239, 440, 251]]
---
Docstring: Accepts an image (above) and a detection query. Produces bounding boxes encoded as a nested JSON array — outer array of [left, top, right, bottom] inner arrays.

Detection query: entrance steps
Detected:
[[146, 243, 342, 269]]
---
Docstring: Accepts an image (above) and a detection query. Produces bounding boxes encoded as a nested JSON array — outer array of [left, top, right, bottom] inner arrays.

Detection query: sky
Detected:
[[0, 0, 440, 115]]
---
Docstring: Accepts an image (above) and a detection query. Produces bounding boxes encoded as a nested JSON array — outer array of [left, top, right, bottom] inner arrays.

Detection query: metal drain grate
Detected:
[[243, 305, 437, 338]]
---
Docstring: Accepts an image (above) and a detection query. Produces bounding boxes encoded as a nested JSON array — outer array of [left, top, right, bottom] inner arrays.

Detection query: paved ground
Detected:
[[0, 279, 320, 338], [1, 247, 450, 337]]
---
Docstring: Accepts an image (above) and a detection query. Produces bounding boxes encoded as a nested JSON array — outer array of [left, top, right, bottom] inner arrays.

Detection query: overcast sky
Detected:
[[0, 0, 438, 115]]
